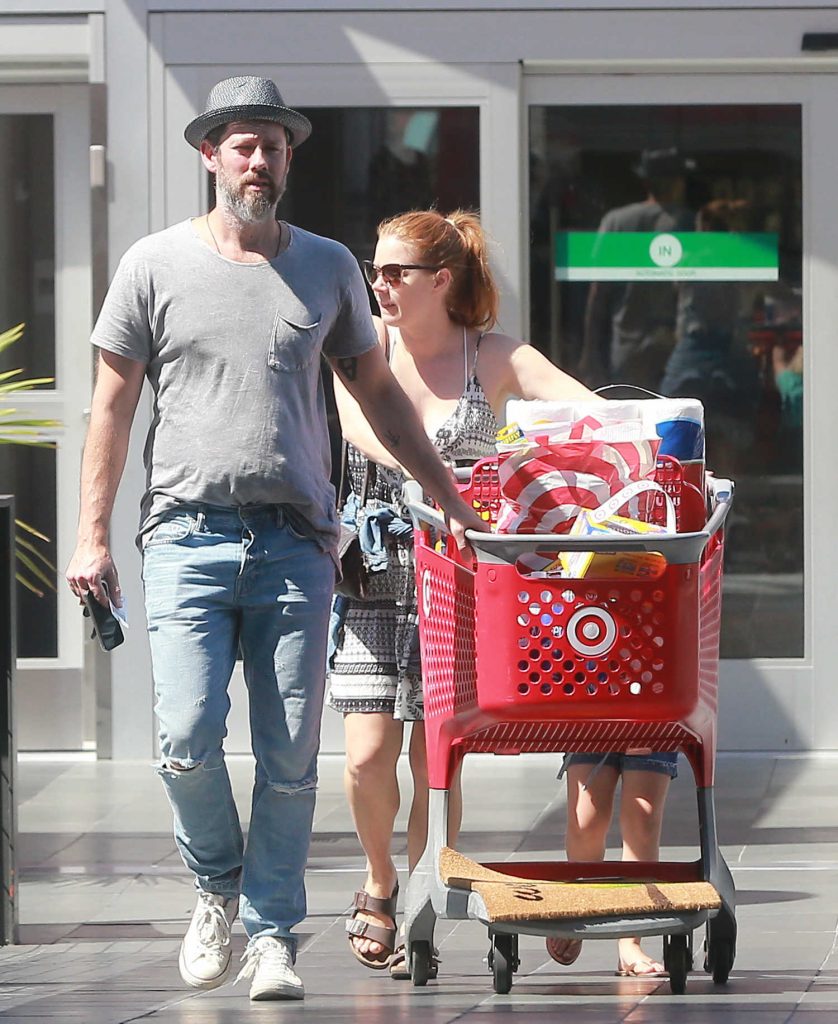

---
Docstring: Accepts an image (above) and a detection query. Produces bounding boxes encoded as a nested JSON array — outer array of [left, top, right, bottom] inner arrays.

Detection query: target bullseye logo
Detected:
[[567, 607, 617, 657], [422, 568, 432, 617]]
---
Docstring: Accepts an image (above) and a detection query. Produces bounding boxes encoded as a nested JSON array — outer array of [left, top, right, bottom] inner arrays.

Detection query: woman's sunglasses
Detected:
[[362, 261, 442, 286]]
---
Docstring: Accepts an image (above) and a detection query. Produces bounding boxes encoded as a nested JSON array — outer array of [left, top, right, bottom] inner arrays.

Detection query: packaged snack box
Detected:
[[559, 509, 669, 580]]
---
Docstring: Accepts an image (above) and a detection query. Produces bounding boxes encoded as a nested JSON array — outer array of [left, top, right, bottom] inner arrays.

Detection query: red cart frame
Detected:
[[402, 459, 736, 995]]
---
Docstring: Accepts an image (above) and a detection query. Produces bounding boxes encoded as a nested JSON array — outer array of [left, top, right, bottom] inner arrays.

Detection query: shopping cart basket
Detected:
[[402, 457, 735, 995]]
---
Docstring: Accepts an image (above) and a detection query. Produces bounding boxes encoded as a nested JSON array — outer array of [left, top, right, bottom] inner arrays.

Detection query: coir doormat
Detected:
[[439, 847, 721, 924]]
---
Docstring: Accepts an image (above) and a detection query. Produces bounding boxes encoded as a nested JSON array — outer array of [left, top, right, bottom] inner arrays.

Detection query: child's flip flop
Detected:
[[616, 956, 667, 977]]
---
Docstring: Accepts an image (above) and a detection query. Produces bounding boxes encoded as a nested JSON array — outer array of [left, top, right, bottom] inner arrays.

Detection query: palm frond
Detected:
[[15, 519, 49, 542], [1, 324, 62, 599], [0, 376, 54, 394], [15, 534, 57, 572], [16, 572, 45, 597], [15, 548, 56, 594], [0, 323, 25, 355]]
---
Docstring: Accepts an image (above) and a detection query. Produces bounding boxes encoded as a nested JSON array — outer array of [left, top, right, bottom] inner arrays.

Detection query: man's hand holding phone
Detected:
[[82, 580, 125, 652], [66, 543, 126, 653]]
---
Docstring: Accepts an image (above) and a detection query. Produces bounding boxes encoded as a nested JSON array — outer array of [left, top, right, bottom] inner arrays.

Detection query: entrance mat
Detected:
[[439, 848, 721, 924]]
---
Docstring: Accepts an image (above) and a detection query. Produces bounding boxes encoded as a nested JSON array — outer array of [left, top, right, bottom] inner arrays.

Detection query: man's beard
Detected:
[[215, 163, 286, 224]]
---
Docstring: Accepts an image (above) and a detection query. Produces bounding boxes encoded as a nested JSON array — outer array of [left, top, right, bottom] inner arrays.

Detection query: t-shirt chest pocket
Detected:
[[268, 309, 322, 372]]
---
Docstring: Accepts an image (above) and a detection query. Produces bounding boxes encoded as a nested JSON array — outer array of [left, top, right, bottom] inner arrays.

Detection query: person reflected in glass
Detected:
[[772, 339, 803, 471], [367, 110, 435, 232], [328, 209, 593, 977], [660, 199, 760, 474], [578, 147, 695, 390]]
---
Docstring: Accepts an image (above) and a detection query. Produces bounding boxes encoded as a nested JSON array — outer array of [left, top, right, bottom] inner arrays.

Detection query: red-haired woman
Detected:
[[328, 209, 592, 975]]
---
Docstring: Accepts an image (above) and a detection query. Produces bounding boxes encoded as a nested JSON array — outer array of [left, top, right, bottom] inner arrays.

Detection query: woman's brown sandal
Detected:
[[346, 884, 399, 970]]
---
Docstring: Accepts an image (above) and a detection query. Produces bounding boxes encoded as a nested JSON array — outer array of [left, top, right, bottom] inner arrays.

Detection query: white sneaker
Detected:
[[236, 935, 305, 1001], [178, 891, 239, 990]]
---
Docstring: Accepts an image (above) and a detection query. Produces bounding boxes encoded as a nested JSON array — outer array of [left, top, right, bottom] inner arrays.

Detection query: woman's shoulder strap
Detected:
[[470, 330, 488, 376]]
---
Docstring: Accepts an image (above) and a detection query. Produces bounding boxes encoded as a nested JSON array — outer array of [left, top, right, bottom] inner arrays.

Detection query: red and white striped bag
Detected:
[[495, 437, 660, 534]]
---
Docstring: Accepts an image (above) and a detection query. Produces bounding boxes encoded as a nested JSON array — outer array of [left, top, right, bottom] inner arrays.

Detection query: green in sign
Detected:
[[555, 231, 778, 282]]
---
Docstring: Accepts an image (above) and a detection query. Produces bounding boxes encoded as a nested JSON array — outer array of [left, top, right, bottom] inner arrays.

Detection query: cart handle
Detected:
[[404, 479, 734, 567], [404, 479, 448, 531]]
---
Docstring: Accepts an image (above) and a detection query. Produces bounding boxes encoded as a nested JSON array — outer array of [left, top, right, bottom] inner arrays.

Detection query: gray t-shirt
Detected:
[[91, 219, 377, 550]]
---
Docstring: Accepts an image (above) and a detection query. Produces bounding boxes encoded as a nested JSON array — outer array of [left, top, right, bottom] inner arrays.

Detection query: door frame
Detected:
[[522, 67, 830, 749], [0, 83, 93, 749]]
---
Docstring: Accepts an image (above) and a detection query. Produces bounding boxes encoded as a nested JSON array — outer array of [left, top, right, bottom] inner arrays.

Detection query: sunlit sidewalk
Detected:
[[3, 751, 838, 1022]]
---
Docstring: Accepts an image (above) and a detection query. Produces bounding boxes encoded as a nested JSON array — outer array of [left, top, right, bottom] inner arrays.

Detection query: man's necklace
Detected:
[[206, 216, 282, 260]]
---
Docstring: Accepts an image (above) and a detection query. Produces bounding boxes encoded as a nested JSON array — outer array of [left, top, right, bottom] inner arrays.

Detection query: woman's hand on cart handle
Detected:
[[444, 495, 491, 554], [403, 486, 489, 560]]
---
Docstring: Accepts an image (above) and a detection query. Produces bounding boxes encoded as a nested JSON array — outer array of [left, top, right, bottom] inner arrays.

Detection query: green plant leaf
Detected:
[[0, 377, 54, 394], [15, 519, 49, 541], [0, 323, 25, 354], [15, 548, 56, 592], [15, 534, 57, 572], [15, 572, 44, 598], [1, 324, 62, 601]]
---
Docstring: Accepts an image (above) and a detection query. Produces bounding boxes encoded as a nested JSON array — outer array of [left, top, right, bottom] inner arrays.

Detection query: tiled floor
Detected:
[[4, 750, 838, 1021]]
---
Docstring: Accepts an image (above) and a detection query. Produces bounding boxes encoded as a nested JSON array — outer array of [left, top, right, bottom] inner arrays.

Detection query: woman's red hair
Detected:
[[377, 209, 499, 330]]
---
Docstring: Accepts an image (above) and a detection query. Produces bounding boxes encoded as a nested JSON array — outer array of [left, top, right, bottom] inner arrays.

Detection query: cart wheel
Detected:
[[704, 912, 737, 984], [410, 940, 432, 987], [663, 934, 691, 995], [708, 937, 734, 985], [491, 933, 518, 994]]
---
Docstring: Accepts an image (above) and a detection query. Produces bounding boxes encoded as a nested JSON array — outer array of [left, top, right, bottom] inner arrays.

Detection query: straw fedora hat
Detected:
[[184, 76, 312, 149]]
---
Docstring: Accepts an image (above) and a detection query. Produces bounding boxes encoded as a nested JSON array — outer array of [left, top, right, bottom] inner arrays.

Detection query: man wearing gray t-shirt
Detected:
[[65, 76, 484, 1002]]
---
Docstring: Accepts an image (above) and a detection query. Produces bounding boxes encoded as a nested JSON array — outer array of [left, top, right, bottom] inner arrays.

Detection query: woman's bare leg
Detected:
[[344, 711, 404, 959]]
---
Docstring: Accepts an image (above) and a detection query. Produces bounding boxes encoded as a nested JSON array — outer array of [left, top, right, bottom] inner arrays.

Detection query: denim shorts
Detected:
[[562, 750, 678, 779]]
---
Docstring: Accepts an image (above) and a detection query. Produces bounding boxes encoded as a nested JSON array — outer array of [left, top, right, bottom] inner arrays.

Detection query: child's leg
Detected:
[[566, 760, 620, 860], [616, 767, 672, 975], [548, 760, 620, 965]]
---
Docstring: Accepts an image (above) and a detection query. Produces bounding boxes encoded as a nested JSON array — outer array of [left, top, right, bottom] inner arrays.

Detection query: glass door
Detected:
[[0, 85, 92, 749], [525, 72, 831, 749]]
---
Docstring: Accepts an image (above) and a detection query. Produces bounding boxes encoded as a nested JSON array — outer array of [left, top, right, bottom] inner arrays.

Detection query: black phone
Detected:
[[83, 585, 125, 652]]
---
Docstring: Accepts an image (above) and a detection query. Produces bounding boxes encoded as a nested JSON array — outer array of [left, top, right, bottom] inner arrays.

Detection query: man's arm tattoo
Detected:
[[336, 356, 358, 382], [384, 429, 401, 449]]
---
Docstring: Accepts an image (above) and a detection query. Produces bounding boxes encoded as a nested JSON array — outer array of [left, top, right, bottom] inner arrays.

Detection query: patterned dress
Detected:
[[327, 333, 499, 721]]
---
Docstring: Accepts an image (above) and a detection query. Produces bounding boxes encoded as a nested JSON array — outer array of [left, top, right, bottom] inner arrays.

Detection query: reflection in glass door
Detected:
[[287, 106, 480, 485], [0, 114, 58, 657], [0, 85, 91, 749], [528, 103, 802, 660]]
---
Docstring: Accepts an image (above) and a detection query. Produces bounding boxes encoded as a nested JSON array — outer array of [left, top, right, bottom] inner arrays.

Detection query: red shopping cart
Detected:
[[403, 457, 735, 996]]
